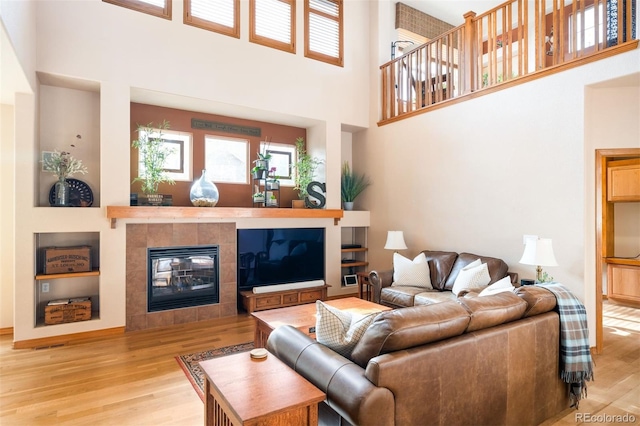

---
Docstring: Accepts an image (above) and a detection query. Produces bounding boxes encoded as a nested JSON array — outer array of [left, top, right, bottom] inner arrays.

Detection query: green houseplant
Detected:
[[132, 120, 175, 203], [292, 137, 322, 207], [341, 162, 371, 210]]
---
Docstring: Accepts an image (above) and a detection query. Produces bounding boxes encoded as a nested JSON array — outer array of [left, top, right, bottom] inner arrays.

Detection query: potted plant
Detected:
[[253, 192, 265, 203], [131, 120, 175, 205], [253, 141, 271, 172], [251, 166, 266, 179], [42, 147, 88, 207], [341, 161, 371, 210], [291, 137, 322, 208]]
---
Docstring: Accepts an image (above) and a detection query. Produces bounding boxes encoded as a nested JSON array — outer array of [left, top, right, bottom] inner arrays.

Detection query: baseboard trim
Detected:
[[13, 327, 125, 349], [0, 327, 14, 336]]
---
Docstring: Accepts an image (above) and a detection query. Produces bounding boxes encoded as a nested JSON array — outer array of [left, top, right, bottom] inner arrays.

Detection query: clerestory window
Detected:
[[184, 0, 240, 38], [250, 0, 296, 54], [103, 0, 171, 20], [305, 0, 343, 66]]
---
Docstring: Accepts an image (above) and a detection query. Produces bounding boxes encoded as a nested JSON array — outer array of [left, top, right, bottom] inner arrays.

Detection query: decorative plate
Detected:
[[49, 178, 94, 207]]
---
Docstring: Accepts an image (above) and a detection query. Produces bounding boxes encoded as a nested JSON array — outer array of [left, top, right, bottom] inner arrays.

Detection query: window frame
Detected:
[[249, 0, 296, 54], [102, 0, 171, 20], [184, 0, 240, 38], [304, 0, 344, 67], [136, 128, 193, 182]]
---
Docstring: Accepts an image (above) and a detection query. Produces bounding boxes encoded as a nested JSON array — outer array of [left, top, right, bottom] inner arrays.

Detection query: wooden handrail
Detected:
[[380, 0, 637, 123]]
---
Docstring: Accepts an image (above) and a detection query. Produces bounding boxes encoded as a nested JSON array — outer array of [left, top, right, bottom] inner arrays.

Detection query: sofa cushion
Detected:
[[421, 251, 458, 290], [444, 252, 509, 291], [392, 252, 432, 289], [515, 285, 557, 317], [315, 300, 378, 358], [351, 301, 470, 367], [451, 261, 491, 296], [414, 290, 457, 305], [457, 292, 527, 332]]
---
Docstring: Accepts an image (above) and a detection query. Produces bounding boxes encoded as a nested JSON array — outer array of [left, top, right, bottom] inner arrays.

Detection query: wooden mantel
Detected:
[[106, 206, 344, 228]]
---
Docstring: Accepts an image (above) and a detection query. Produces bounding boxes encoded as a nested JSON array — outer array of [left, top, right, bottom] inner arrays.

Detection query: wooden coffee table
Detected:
[[201, 351, 325, 426], [251, 297, 391, 347]]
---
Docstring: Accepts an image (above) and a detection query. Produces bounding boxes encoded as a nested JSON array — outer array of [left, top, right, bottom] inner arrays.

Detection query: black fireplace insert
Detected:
[[147, 245, 219, 312]]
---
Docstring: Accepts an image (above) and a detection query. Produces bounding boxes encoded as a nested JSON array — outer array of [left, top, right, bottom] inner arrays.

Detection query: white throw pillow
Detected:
[[392, 252, 432, 289], [479, 276, 515, 297], [315, 301, 377, 358], [452, 262, 491, 296]]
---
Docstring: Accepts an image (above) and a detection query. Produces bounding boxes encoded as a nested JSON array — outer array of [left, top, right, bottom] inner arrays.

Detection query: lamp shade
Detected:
[[384, 231, 407, 251], [519, 238, 558, 267]]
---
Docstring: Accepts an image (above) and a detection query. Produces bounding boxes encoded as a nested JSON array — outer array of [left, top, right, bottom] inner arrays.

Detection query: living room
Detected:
[[1, 0, 639, 422]]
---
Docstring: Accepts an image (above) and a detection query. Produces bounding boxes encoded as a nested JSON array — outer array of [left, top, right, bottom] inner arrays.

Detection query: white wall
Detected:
[[360, 5, 640, 345], [5, 0, 373, 341], [1, 104, 15, 329]]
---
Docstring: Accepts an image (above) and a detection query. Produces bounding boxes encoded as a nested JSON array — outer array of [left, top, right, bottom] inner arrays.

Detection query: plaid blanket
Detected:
[[537, 283, 594, 408]]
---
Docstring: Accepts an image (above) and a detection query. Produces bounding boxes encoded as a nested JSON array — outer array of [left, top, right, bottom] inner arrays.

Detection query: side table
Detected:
[[357, 271, 373, 301], [201, 351, 325, 425]]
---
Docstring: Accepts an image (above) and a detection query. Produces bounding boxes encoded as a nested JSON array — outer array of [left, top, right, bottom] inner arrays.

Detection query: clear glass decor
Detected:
[[190, 169, 219, 207], [53, 179, 70, 207]]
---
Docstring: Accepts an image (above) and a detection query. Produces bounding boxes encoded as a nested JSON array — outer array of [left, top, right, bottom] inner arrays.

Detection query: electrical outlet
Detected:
[[42, 282, 50, 293], [523, 234, 538, 245]]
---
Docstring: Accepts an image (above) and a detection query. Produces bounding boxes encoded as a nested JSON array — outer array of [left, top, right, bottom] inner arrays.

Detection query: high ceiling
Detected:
[[400, 0, 507, 26]]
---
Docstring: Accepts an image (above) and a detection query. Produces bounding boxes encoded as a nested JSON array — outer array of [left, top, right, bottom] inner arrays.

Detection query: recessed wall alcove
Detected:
[[125, 222, 237, 331]]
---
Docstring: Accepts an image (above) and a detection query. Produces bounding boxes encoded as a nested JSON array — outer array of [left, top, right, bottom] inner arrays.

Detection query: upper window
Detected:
[[569, 5, 604, 52], [184, 0, 240, 38], [305, 0, 343, 66], [250, 0, 296, 53], [205, 136, 249, 184], [103, 0, 171, 20]]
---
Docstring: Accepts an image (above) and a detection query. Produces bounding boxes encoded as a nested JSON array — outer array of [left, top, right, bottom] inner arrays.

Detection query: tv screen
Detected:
[[237, 228, 325, 290]]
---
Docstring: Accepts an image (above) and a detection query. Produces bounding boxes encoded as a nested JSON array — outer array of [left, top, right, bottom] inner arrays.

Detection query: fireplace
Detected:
[[147, 245, 219, 312]]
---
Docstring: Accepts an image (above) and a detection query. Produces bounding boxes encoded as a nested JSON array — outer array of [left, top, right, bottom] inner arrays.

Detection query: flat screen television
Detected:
[[237, 228, 325, 291]]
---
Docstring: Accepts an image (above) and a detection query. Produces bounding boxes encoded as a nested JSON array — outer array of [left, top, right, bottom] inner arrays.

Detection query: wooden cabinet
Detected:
[[606, 259, 640, 306], [607, 159, 640, 202], [239, 285, 329, 313]]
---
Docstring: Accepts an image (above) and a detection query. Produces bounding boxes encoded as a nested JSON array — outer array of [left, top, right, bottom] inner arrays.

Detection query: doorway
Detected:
[[594, 148, 640, 353]]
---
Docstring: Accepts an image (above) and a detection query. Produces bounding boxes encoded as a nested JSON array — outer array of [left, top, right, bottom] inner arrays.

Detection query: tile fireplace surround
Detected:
[[126, 223, 237, 332]]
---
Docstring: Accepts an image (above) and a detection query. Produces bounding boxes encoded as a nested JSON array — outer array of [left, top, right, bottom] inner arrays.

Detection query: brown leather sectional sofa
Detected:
[[267, 287, 569, 426], [369, 251, 518, 307]]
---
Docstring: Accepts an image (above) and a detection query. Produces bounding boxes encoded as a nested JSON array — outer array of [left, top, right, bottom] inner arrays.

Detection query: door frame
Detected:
[[594, 148, 640, 354]]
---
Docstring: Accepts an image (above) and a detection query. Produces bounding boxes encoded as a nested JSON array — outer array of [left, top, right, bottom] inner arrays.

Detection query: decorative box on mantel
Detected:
[[130, 193, 173, 206]]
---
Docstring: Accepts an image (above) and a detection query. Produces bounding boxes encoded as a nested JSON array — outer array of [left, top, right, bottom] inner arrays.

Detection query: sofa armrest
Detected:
[[369, 270, 393, 303], [267, 325, 394, 426]]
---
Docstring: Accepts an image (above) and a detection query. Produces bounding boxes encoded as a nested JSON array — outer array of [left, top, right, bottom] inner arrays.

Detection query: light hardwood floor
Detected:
[[1, 302, 638, 425]]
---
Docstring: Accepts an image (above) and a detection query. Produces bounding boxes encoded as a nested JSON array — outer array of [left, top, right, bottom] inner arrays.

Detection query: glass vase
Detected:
[[190, 169, 219, 207], [53, 179, 70, 207]]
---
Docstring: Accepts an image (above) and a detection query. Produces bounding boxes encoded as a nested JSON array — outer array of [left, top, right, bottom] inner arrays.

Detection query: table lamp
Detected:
[[519, 237, 558, 282], [384, 231, 407, 252]]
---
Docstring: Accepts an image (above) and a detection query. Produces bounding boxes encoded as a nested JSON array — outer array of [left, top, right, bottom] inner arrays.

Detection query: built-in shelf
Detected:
[[341, 261, 369, 268], [35, 268, 101, 280], [106, 206, 344, 228], [341, 247, 368, 253]]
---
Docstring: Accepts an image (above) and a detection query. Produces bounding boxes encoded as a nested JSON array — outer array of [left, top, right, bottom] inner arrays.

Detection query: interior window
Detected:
[[102, 0, 171, 20], [184, 0, 240, 38], [305, 0, 343, 66], [137, 128, 193, 181], [205, 136, 249, 184], [250, 0, 296, 53]]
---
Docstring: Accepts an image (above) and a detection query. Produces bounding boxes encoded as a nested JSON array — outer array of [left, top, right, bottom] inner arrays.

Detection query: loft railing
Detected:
[[380, 0, 637, 123]]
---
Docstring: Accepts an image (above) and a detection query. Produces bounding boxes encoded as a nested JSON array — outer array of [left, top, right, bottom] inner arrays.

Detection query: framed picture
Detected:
[[343, 274, 358, 286], [41, 151, 55, 172]]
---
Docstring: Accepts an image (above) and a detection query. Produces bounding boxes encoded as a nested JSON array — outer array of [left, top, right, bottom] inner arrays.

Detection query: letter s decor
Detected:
[[305, 181, 326, 209]]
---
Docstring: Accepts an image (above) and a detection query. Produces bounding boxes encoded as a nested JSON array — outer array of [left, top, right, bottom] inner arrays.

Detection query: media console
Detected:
[[240, 284, 330, 314]]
